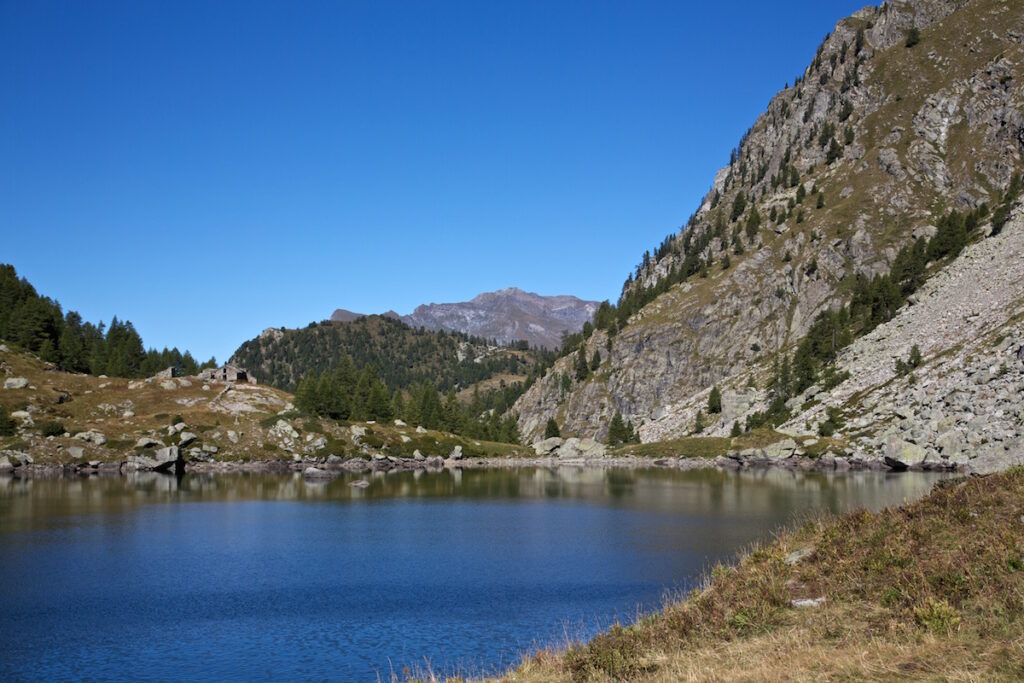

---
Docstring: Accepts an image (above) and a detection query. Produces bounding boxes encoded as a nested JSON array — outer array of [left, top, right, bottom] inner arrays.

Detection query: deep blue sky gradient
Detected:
[[1, 1, 866, 362]]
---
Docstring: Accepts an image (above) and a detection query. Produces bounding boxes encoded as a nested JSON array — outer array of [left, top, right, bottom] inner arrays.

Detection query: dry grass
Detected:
[[490, 468, 1024, 682]]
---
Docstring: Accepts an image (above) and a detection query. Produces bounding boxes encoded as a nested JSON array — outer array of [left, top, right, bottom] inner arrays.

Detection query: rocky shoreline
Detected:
[[0, 443, 959, 480]]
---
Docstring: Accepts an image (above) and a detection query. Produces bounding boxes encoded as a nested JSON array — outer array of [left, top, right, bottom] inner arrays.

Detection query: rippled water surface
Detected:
[[0, 467, 947, 681]]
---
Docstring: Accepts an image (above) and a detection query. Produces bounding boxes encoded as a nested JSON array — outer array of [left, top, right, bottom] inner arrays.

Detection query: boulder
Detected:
[[67, 445, 85, 460], [227, 430, 239, 444], [350, 425, 366, 438], [4, 377, 29, 390], [10, 410, 32, 425], [74, 430, 107, 446], [532, 437, 563, 456], [126, 454, 159, 470], [577, 438, 607, 458], [135, 437, 160, 449], [270, 420, 299, 441], [178, 431, 197, 447], [394, 419, 407, 427], [302, 467, 333, 480], [415, 426, 427, 434], [152, 446, 181, 471], [884, 438, 927, 470], [557, 438, 582, 459], [449, 445, 464, 460], [413, 450, 425, 461], [764, 438, 798, 458]]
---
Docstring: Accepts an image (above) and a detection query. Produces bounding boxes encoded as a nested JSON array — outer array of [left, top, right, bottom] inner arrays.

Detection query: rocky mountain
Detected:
[[514, 0, 1024, 446], [331, 287, 599, 351]]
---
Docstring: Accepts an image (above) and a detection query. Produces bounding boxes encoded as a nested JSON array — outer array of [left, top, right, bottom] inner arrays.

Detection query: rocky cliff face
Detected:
[[332, 287, 599, 351], [514, 0, 1024, 443]]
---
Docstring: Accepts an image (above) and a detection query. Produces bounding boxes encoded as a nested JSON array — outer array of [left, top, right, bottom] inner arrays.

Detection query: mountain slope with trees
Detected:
[[0, 264, 214, 378], [513, 0, 1024, 443]]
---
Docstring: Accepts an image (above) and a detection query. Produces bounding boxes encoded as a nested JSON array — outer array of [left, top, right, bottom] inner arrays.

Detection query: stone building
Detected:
[[199, 364, 253, 383]]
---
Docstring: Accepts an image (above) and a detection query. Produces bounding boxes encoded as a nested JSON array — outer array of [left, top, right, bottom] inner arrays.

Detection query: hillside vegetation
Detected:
[[232, 315, 553, 394], [514, 0, 1024, 446], [0, 263, 214, 378]]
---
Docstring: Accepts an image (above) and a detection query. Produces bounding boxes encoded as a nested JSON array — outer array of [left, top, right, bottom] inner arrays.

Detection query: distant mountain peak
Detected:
[[330, 288, 599, 350]]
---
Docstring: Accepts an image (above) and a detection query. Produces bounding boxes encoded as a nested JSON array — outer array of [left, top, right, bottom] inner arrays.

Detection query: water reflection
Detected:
[[0, 467, 948, 533]]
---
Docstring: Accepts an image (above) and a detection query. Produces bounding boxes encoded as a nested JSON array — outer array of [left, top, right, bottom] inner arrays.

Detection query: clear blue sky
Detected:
[[1, 1, 865, 364]]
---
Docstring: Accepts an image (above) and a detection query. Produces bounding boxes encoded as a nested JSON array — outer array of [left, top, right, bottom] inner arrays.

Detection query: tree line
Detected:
[[294, 356, 521, 444], [0, 264, 214, 378]]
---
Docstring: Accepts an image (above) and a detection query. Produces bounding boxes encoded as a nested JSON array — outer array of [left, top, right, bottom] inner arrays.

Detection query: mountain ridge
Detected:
[[513, 0, 1024, 445], [330, 287, 599, 350]]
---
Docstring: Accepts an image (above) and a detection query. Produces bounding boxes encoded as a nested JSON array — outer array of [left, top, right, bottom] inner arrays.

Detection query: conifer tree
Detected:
[[544, 418, 561, 439], [707, 386, 722, 414]]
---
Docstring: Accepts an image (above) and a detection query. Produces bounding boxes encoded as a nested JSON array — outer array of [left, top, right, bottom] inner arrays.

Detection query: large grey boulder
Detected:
[[126, 454, 159, 470], [448, 445, 464, 460], [966, 439, 1024, 475], [302, 466, 333, 479], [557, 438, 584, 459], [764, 438, 798, 459], [3, 377, 29, 390], [577, 438, 607, 458], [532, 437, 563, 456], [152, 446, 181, 471], [884, 438, 927, 470], [74, 430, 107, 446], [178, 431, 197, 447], [135, 437, 161, 449]]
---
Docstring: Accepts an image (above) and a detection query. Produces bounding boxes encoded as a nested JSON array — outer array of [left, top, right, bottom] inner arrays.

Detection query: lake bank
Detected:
[[0, 446, 961, 480], [495, 467, 1024, 682]]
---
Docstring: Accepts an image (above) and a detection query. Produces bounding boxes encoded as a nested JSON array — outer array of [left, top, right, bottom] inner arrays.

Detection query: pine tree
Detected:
[[590, 350, 601, 371], [730, 421, 742, 438], [574, 349, 589, 382], [707, 386, 722, 414], [544, 418, 561, 439], [693, 410, 705, 434], [607, 411, 630, 445]]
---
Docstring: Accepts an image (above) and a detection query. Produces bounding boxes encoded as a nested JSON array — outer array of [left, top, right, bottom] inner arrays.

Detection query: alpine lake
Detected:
[[0, 466, 948, 681]]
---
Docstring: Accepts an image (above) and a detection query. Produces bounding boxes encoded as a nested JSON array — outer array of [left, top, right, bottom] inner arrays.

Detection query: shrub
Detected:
[[905, 27, 920, 48], [914, 598, 960, 634], [0, 406, 14, 437], [39, 420, 65, 437]]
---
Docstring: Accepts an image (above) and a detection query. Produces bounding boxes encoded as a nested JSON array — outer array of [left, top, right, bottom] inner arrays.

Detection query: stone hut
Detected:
[[199, 364, 252, 383]]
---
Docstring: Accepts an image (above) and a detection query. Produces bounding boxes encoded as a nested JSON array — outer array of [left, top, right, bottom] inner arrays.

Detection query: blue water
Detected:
[[0, 468, 944, 681]]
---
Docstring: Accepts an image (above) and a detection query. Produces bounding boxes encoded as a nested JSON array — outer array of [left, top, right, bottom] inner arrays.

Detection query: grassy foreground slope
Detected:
[[497, 469, 1024, 682]]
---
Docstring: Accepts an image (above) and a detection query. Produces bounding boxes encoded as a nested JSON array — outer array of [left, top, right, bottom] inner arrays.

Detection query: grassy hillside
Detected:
[[497, 468, 1024, 682], [0, 344, 523, 465]]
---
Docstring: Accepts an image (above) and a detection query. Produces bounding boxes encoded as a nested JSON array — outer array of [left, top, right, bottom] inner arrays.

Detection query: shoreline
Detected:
[[0, 448, 960, 479]]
